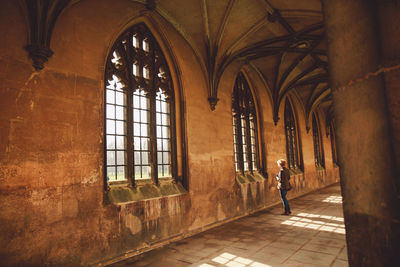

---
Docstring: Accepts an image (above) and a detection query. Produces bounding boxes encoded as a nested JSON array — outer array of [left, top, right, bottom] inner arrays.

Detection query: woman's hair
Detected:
[[277, 159, 286, 167]]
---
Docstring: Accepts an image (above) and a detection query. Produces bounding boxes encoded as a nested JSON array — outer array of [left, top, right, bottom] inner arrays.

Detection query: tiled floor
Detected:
[[109, 184, 348, 267]]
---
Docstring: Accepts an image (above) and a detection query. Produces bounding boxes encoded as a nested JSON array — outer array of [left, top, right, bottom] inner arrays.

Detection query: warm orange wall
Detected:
[[0, 0, 340, 265]]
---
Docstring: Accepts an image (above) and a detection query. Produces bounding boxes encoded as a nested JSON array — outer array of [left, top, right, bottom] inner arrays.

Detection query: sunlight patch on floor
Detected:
[[281, 212, 346, 234], [322, 195, 342, 203], [199, 252, 272, 267]]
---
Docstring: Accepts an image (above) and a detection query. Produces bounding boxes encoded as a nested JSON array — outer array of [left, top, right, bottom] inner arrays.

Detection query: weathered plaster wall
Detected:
[[0, 0, 339, 266]]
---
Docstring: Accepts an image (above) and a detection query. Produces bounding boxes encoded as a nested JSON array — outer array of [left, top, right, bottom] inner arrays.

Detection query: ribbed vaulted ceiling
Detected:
[[21, 0, 332, 128], [132, 0, 331, 129]]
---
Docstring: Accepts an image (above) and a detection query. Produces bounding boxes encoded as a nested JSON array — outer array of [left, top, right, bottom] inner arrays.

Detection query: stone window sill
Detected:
[[289, 168, 304, 176], [105, 178, 187, 205], [236, 171, 266, 184], [316, 165, 326, 172]]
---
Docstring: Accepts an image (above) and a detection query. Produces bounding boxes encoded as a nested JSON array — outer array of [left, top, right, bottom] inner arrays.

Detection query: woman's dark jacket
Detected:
[[276, 167, 291, 190]]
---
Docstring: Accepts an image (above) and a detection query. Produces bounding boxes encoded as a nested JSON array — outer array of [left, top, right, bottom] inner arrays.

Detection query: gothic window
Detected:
[[312, 113, 325, 168], [330, 121, 338, 166], [232, 73, 259, 173], [284, 99, 302, 170], [104, 23, 175, 187]]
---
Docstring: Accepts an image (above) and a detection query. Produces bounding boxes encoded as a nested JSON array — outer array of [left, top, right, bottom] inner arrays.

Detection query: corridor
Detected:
[[108, 184, 348, 267]]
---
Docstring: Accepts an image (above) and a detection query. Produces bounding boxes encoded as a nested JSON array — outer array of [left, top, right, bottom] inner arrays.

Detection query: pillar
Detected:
[[322, 0, 400, 266]]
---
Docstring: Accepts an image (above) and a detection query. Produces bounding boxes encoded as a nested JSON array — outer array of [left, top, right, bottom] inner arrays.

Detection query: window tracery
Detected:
[[104, 23, 175, 187], [232, 73, 259, 173]]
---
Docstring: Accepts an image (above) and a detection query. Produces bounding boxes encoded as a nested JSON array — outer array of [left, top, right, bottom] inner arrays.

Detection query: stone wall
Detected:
[[0, 0, 340, 266]]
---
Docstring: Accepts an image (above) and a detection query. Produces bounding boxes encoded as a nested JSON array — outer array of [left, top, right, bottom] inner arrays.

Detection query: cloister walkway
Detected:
[[109, 184, 348, 267]]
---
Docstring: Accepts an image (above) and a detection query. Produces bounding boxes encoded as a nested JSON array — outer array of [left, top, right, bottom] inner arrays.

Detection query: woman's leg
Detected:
[[279, 189, 290, 213]]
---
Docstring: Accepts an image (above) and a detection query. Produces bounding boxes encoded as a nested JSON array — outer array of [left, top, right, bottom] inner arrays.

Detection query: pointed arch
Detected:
[[104, 22, 186, 189], [232, 72, 262, 174], [241, 69, 268, 176]]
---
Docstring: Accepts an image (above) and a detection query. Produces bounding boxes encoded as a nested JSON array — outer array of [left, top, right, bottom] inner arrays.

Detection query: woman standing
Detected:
[[276, 159, 291, 215]]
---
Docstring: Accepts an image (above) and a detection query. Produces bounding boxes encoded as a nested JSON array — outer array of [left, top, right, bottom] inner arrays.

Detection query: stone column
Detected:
[[322, 0, 400, 266]]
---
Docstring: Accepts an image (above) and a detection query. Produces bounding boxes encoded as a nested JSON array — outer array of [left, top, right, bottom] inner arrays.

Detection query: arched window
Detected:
[[312, 112, 325, 168], [232, 73, 259, 173], [284, 99, 302, 170], [330, 121, 338, 166], [104, 23, 175, 187]]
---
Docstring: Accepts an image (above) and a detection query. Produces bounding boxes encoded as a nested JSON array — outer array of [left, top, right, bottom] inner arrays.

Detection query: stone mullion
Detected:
[[113, 36, 135, 186], [314, 115, 325, 168], [126, 83, 134, 186], [244, 97, 253, 173], [312, 116, 320, 167], [320, 130, 325, 168], [123, 35, 135, 187], [149, 40, 158, 185], [286, 124, 294, 169], [292, 123, 299, 169], [235, 110, 244, 173], [233, 84, 244, 173], [289, 106, 299, 169], [330, 123, 337, 165], [314, 133, 320, 166], [160, 45, 176, 180], [285, 101, 295, 169], [316, 130, 322, 167], [284, 125, 290, 168], [250, 108, 260, 171]]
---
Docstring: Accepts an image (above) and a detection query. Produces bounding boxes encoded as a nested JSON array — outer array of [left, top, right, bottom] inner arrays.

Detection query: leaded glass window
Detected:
[[312, 113, 325, 168], [284, 99, 302, 170], [104, 23, 174, 187], [232, 73, 259, 173]]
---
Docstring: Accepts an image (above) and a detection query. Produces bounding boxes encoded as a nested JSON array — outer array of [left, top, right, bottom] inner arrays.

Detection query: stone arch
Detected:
[[103, 17, 188, 189]]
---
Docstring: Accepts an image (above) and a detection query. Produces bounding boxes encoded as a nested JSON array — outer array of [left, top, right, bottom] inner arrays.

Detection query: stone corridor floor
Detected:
[[109, 184, 348, 267]]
